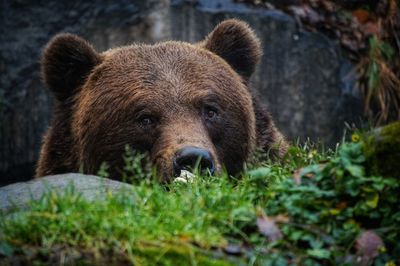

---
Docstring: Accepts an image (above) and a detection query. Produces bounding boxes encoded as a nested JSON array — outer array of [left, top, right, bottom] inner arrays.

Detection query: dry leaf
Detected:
[[257, 215, 283, 242], [355, 231, 384, 266], [336, 201, 347, 210], [293, 168, 303, 184], [274, 214, 290, 223], [362, 20, 382, 36], [353, 9, 371, 24]]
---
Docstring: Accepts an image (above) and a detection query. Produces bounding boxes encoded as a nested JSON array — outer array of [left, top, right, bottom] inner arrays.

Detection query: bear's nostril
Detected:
[[173, 146, 215, 176]]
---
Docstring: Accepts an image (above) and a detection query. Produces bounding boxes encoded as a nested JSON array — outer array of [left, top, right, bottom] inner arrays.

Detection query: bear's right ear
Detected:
[[201, 19, 262, 81], [41, 33, 101, 101]]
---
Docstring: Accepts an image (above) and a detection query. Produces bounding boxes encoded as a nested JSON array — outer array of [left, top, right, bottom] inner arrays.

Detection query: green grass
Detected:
[[0, 135, 399, 265]]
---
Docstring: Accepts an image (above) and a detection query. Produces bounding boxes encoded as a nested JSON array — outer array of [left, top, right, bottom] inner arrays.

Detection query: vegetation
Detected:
[[1, 125, 399, 265], [358, 36, 400, 124]]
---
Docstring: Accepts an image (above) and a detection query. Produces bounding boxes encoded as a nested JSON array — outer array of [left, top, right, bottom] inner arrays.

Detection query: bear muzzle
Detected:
[[173, 146, 215, 177]]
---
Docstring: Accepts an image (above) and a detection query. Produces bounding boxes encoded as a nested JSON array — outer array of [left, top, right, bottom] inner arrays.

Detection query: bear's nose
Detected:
[[173, 146, 215, 176]]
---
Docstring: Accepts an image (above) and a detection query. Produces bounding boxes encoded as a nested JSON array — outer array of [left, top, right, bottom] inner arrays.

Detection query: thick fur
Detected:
[[37, 19, 288, 181]]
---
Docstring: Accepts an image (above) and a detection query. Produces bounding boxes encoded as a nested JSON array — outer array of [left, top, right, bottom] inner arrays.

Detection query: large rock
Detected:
[[0, 0, 363, 185], [0, 174, 132, 213]]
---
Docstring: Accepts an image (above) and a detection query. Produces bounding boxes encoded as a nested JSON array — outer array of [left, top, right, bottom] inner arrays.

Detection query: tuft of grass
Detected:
[[358, 36, 400, 124]]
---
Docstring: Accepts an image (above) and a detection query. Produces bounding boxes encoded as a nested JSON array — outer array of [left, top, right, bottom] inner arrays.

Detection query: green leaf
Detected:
[[366, 193, 379, 208], [248, 167, 271, 179], [307, 248, 331, 259], [368, 61, 379, 90], [345, 165, 364, 177], [380, 41, 395, 60]]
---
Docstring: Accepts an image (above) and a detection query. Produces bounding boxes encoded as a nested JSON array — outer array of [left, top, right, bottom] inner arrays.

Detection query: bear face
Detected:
[[37, 19, 287, 181]]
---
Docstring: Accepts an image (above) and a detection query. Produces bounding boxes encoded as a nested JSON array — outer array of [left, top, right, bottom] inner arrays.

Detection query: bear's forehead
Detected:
[[100, 42, 237, 80], [104, 42, 221, 63], [87, 42, 245, 96]]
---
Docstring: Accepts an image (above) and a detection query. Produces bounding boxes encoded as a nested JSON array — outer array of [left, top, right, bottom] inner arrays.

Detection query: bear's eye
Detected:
[[138, 115, 155, 127], [203, 106, 218, 120]]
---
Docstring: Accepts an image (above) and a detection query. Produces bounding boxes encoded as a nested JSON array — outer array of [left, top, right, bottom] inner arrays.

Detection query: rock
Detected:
[[0, 174, 132, 213], [363, 121, 400, 178], [0, 0, 364, 185], [174, 170, 195, 183]]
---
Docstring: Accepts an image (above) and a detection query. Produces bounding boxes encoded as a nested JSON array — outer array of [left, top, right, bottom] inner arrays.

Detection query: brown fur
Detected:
[[36, 19, 288, 181]]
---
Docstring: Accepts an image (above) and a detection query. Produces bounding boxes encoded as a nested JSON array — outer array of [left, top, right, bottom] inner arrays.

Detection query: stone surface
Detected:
[[0, 173, 132, 213], [0, 0, 364, 185]]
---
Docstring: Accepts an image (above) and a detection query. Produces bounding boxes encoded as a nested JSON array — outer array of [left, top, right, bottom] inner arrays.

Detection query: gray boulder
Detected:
[[0, 174, 132, 213]]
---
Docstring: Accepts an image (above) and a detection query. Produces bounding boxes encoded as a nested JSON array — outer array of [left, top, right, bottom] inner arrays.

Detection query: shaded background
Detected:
[[0, 0, 364, 185]]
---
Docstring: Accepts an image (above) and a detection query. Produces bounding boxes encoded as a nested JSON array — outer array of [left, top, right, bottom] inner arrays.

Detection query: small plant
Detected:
[[358, 36, 400, 124], [97, 162, 110, 178], [121, 145, 155, 183]]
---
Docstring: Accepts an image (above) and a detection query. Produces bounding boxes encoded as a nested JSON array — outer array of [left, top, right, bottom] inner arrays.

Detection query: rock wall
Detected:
[[0, 0, 363, 185]]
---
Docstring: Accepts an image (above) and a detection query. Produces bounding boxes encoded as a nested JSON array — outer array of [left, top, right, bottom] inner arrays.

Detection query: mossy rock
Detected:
[[363, 122, 400, 177]]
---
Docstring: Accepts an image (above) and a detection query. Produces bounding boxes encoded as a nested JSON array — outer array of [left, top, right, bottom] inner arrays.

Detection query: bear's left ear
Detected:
[[41, 33, 101, 101], [201, 19, 262, 80]]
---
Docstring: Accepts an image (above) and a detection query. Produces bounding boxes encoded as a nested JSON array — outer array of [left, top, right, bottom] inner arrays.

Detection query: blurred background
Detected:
[[1, 0, 399, 185]]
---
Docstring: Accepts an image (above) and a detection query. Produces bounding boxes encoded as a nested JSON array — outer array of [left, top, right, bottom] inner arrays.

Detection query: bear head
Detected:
[[37, 19, 285, 181]]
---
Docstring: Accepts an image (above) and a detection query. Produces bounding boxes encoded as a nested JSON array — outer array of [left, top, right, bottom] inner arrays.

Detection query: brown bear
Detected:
[[36, 19, 287, 181]]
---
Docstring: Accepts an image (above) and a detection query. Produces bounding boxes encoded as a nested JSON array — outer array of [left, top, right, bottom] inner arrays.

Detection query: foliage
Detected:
[[1, 134, 399, 265], [358, 36, 400, 124], [260, 141, 399, 265]]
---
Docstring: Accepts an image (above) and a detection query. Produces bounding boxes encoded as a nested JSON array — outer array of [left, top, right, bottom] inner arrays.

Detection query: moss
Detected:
[[363, 121, 400, 177]]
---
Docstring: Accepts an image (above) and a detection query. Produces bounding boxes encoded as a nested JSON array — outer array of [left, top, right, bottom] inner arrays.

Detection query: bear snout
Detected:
[[173, 146, 215, 177]]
